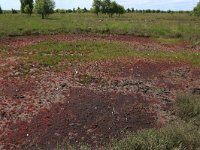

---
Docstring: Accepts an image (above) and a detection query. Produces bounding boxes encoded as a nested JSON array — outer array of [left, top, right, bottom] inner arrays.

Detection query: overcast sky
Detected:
[[0, 0, 198, 10]]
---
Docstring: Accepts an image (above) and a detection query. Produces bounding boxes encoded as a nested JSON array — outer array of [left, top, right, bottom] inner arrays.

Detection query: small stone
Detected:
[[68, 132, 73, 136], [91, 136, 96, 140], [15, 95, 25, 99], [54, 133, 60, 136], [87, 129, 94, 134], [20, 95, 25, 99], [60, 83, 67, 88], [81, 137, 85, 140]]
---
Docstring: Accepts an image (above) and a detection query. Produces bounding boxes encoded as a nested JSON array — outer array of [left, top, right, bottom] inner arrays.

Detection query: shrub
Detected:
[[0, 6, 3, 14], [175, 94, 200, 125], [193, 1, 200, 16], [11, 9, 18, 14]]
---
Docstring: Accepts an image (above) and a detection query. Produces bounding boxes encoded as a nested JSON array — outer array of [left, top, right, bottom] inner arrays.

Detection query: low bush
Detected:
[[109, 94, 200, 150]]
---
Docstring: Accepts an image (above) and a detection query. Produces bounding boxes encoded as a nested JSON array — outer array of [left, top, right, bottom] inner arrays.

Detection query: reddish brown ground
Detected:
[[1, 34, 198, 52], [0, 34, 199, 150]]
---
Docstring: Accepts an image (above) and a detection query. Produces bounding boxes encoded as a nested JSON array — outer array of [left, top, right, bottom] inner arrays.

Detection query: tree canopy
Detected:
[[92, 0, 125, 17], [34, 0, 55, 19], [20, 0, 33, 15], [193, 1, 200, 16], [92, 0, 101, 16], [0, 6, 2, 14]]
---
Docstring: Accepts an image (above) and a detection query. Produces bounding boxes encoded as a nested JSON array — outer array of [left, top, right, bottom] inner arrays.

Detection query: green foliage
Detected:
[[101, 0, 111, 14], [76, 7, 82, 13], [108, 3, 126, 16], [116, 4, 125, 16], [34, 0, 55, 19], [55, 9, 67, 14], [193, 1, 200, 16], [110, 122, 200, 150], [0, 5, 2, 14], [20, 0, 33, 14], [109, 1, 118, 17], [92, 0, 125, 17], [126, 8, 190, 14], [11, 9, 18, 14], [24, 5, 32, 15], [92, 0, 101, 16]]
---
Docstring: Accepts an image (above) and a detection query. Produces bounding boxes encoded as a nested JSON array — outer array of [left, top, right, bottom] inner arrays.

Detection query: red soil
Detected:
[[0, 34, 196, 52]]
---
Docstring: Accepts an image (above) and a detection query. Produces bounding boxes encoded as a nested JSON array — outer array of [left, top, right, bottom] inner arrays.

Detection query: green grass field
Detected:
[[0, 13, 200, 41]]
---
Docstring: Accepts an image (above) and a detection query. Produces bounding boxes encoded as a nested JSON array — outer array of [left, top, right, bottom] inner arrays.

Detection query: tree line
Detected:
[[55, 7, 89, 14], [19, 0, 55, 18], [126, 8, 191, 14], [0, 0, 200, 18]]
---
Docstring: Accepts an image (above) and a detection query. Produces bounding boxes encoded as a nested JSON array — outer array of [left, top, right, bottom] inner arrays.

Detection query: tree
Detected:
[[20, 0, 33, 15], [34, 0, 55, 19], [76, 7, 82, 13], [109, 1, 118, 17], [101, 0, 111, 14], [24, 4, 32, 15], [66, 9, 73, 13], [83, 8, 88, 13], [0, 6, 2, 14], [117, 4, 125, 16], [105, 1, 125, 17], [110, 1, 125, 17], [92, 0, 125, 17], [193, 1, 200, 16], [126, 8, 131, 13], [73, 8, 76, 13], [92, 0, 101, 16], [11, 9, 18, 14]]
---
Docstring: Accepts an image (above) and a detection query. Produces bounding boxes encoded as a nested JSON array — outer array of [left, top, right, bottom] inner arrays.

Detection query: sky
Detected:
[[0, 0, 199, 11]]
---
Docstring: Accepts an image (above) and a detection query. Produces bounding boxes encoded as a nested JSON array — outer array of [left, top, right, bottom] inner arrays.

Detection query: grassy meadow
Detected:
[[0, 13, 200, 41]]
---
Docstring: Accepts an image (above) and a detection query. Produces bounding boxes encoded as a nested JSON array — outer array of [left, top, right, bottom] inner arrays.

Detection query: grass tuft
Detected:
[[109, 95, 200, 150]]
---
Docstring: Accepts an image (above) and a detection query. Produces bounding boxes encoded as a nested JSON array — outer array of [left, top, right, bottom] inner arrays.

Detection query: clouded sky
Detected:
[[0, 0, 198, 10]]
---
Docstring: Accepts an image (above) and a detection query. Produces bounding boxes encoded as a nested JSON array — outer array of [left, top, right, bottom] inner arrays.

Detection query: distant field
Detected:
[[0, 13, 200, 41]]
